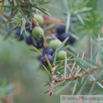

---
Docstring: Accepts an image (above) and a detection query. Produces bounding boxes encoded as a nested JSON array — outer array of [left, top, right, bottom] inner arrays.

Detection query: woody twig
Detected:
[[45, 66, 101, 96], [11, 0, 14, 15], [49, 67, 56, 95], [55, 66, 101, 82]]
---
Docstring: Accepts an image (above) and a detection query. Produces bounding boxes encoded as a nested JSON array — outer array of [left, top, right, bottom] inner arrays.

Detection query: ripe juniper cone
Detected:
[[25, 21, 30, 27], [32, 38, 43, 49], [57, 50, 67, 60], [41, 54, 53, 66], [49, 40, 61, 51], [55, 33, 61, 40], [26, 36, 33, 45], [56, 33, 76, 44], [68, 36, 76, 44], [32, 27, 44, 38], [56, 25, 65, 34], [59, 33, 69, 42], [43, 47, 54, 56], [34, 14, 44, 26], [15, 30, 24, 41], [26, 25, 33, 33]]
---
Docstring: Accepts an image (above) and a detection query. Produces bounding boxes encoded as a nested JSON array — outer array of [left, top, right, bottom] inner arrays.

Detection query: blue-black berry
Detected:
[[26, 36, 33, 45], [25, 21, 30, 27], [41, 54, 53, 66], [55, 33, 60, 40], [56, 33, 76, 44], [59, 33, 69, 42], [43, 47, 54, 56], [32, 38, 43, 49], [15, 30, 24, 41], [68, 36, 76, 44], [56, 25, 65, 34], [26, 25, 33, 33]]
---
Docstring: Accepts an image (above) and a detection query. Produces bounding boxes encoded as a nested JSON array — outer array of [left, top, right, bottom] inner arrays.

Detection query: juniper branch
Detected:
[[55, 66, 101, 82]]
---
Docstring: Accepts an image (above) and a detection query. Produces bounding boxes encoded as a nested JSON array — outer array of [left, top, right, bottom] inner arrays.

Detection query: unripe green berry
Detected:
[[49, 40, 61, 51], [34, 14, 44, 26], [32, 27, 44, 38], [57, 50, 67, 60]]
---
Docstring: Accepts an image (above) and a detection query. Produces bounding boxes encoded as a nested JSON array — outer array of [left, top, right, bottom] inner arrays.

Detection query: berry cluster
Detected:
[[15, 15, 68, 67], [40, 39, 67, 66], [41, 48, 54, 66], [40, 47, 67, 66], [55, 25, 76, 44], [15, 29, 43, 49], [15, 14, 44, 49]]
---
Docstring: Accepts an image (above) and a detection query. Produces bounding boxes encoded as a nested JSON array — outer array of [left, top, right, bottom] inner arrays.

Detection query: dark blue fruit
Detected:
[[41, 54, 53, 66], [55, 33, 60, 40], [43, 47, 54, 56], [26, 25, 33, 33], [32, 38, 43, 49], [59, 33, 69, 42], [15, 30, 24, 41], [60, 33, 76, 44], [25, 21, 30, 27], [68, 36, 76, 44], [56, 25, 65, 34], [26, 36, 33, 45]]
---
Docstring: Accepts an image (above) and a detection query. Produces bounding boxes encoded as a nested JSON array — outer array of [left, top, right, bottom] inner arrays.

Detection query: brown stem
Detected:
[[11, 0, 14, 15], [49, 67, 56, 96], [44, 66, 101, 95], [32, 18, 39, 27], [55, 76, 80, 82], [41, 37, 46, 48], [55, 66, 101, 82]]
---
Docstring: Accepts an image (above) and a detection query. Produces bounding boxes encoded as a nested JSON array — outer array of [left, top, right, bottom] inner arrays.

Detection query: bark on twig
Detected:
[[55, 66, 101, 82], [45, 66, 101, 96], [11, 0, 14, 15], [49, 67, 56, 95]]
